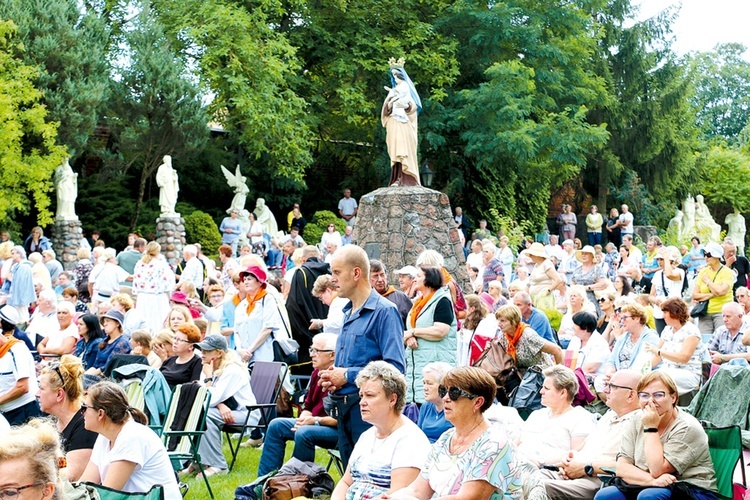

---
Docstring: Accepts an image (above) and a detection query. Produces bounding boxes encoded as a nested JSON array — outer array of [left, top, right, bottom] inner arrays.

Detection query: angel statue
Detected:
[[220, 164, 250, 212]]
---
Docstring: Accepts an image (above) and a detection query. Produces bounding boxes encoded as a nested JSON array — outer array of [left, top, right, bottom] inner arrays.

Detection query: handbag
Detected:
[[472, 339, 516, 388], [263, 474, 310, 500], [690, 300, 708, 318], [265, 296, 300, 365], [508, 366, 544, 413]]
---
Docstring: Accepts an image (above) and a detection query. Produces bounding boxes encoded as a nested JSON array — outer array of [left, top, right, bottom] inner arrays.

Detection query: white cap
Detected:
[[393, 265, 418, 278]]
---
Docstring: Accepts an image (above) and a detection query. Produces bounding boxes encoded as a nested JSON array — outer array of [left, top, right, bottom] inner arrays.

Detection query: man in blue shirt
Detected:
[[319, 245, 405, 468], [513, 291, 556, 343]]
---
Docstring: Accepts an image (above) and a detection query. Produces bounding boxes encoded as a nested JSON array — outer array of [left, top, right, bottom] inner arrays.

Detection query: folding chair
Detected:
[[160, 384, 213, 499], [80, 483, 164, 500], [701, 422, 746, 500], [222, 361, 288, 471], [124, 379, 146, 413]]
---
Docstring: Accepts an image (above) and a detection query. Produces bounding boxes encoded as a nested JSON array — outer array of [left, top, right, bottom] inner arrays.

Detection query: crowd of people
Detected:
[[0, 201, 744, 500]]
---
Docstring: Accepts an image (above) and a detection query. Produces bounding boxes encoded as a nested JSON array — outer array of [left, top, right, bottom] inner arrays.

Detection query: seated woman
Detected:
[[418, 361, 454, 443], [110, 293, 147, 337], [79, 381, 181, 498], [594, 371, 718, 500], [159, 324, 203, 389], [332, 361, 431, 500], [74, 314, 105, 370], [565, 312, 611, 378], [165, 304, 194, 334], [84, 310, 131, 379], [601, 303, 659, 383], [644, 297, 704, 395], [129, 329, 161, 368], [185, 334, 256, 478], [558, 285, 597, 342], [0, 419, 63, 500], [383, 366, 524, 500], [517, 365, 596, 466], [37, 355, 97, 481], [495, 304, 563, 376], [458, 294, 498, 367], [37, 301, 79, 356]]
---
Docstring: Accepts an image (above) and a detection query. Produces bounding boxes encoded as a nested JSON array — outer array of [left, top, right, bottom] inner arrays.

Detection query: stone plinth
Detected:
[[354, 186, 470, 291], [156, 215, 186, 268], [51, 219, 82, 270], [634, 226, 658, 244]]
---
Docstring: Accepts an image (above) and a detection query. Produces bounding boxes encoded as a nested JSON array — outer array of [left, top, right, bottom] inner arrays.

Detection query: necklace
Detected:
[[450, 418, 484, 454]]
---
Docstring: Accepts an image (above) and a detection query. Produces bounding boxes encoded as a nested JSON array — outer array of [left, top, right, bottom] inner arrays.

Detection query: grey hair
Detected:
[[38, 289, 57, 304], [422, 361, 453, 383], [11, 245, 26, 258], [313, 332, 338, 351], [356, 360, 407, 412], [514, 291, 533, 305], [183, 244, 198, 256], [416, 249, 444, 267], [543, 365, 579, 403]]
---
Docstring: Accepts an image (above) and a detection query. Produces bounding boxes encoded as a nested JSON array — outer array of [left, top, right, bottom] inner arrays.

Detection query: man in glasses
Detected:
[[256, 333, 339, 476], [541, 369, 642, 499], [370, 259, 411, 328]]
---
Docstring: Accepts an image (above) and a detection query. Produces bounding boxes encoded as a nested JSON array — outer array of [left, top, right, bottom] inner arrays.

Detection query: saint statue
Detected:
[[695, 194, 721, 242], [726, 209, 746, 256], [255, 198, 279, 236], [54, 158, 78, 221], [382, 57, 421, 187], [220, 164, 249, 212], [680, 195, 696, 241], [668, 210, 683, 239], [156, 155, 179, 216]]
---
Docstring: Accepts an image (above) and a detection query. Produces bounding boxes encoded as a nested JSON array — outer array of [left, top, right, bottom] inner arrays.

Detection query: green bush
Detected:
[[184, 210, 222, 255], [539, 307, 563, 332], [304, 210, 347, 246]]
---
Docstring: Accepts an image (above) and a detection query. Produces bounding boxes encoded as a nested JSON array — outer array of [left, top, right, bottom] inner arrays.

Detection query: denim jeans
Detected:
[[257, 417, 339, 476], [595, 485, 717, 500]]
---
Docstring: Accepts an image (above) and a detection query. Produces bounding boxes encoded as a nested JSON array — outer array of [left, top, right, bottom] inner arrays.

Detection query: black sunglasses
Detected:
[[80, 403, 96, 414], [438, 385, 478, 401]]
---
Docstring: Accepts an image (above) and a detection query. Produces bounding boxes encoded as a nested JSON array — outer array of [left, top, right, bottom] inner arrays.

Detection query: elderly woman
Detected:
[[235, 265, 285, 363], [495, 305, 563, 375], [564, 312, 611, 377], [517, 365, 595, 465], [0, 419, 62, 500], [558, 285, 595, 343], [159, 323, 203, 388], [79, 381, 181, 497], [405, 266, 457, 404], [644, 298, 704, 395], [37, 355, 97, 481], [527, 243, 564, 309], [692, 242, 734, 335], [457, 294, 498, 367], [37, 301, 79, 356], [571, 245, 609, 309], [383, 367, 524, 500], [332, 361, 431, 499], [601, 303, 659, 383], [594, 372, 717, 500], [558, 239, 578, 284], [418, 362, 454, 443], [310, 274, 348, 335], [132, 241, 174, 333]]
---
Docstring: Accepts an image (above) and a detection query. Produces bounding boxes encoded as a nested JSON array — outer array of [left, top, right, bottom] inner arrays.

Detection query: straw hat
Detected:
[[525, 242, 548, 259], [575, 245, 596, 262]]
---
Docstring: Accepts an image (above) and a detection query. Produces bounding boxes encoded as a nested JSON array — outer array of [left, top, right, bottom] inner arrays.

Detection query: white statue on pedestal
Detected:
[[156, 155, 179, 216], [680, 196, 696, 241], [238, 209, 251, 249], [726, 209, 746, 256], [54, 158, 78, 221], [695, 194, 721, 242], [668, 210, 683, 238], [255, 198, 279, 236], [220, 164, 249, 212]]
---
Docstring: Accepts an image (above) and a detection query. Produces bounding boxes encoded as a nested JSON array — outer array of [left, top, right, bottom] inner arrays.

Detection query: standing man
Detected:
[[319, 245, 405, 468], [618, 204, 634, 239], [370, 259, 412, 327], [723, 241, 750, 294], [338, 188, 358, 227], [454, 206, 471, 243]]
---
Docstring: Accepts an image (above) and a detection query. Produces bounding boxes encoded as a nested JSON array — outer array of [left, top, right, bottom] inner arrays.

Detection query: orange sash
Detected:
[[245, 285, 268, 315], [505, 324, 527, 361]]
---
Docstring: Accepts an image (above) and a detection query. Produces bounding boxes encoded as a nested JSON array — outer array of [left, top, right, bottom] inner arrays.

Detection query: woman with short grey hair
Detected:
[[332, 361, 431, 500], [418, 362, 454, 443]]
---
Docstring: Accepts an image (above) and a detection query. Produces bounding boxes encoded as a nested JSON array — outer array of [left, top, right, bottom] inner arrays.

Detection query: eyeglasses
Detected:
[[174, 338, 191, 344], [209, 294, 224, 300], [49, 362, 64, 385], [0, 484, 44, 499], [604, 382, 633, 392], [638, 391, 668, 402], [620, 315, 633, 320], [80, 402, 96, 414], [309, 348, 334, 355], [438, 385, 478, 401], [597, 298, 608, 303]]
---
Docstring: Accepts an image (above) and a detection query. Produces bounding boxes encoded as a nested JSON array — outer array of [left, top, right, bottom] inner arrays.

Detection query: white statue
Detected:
[[155, 155, 179, 216], [695, 194, 721, 242], [680, 195, 696, 241], [726, 209, 746, 256], [237, 209, 251, 249], [668, 210, 683, 238], [54, 158, 78, 221], [220, 164, 249, 212], [254, 198, 279, 236]]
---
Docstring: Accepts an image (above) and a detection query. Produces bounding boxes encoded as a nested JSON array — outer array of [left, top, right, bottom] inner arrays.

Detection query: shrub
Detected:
[[184, 210, 222, 255], [304, 210, 347, 245]]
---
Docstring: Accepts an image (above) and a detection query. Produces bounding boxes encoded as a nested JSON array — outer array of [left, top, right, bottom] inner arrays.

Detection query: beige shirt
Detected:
[[577, 409, 635, 463]]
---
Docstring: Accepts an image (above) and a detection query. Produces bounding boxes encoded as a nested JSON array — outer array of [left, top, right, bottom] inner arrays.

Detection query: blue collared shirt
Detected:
[[335, 289, 406, 395], [525, 307, 555, 343]]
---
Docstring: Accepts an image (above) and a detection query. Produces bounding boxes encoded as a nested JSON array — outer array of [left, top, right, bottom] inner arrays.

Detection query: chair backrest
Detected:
[[702, 422, 745, 500], [124, 379, 145, 412], [250, 361, 287, 404], [161, 383, 211, 455], [81, 482, 164, 500]]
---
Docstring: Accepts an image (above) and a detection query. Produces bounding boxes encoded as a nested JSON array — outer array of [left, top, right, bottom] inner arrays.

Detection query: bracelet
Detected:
[[657, 349, 661, 357], [643, 428, 658, 433], [203, 377, 214, 383]]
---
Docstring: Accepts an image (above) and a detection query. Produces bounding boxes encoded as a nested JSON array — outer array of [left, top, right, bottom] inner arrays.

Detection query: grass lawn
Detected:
[[183, 440, 342, 498]]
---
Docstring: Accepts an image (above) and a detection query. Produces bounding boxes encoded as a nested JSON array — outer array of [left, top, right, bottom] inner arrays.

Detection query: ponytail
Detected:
[[127, 406, 148, 425]]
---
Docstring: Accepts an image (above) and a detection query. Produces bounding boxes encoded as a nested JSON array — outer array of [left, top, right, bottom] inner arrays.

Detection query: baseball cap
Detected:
[[393, 265, 418, 278], [194, 334, 228, 352]]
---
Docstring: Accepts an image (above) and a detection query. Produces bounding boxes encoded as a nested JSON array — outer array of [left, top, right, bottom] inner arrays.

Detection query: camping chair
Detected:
[[123, 379, 146, 413], [222, 361, 288, 471], [79, 483, 164, 500], [701, 421, 746, 500], [160, 384, 213, 499]]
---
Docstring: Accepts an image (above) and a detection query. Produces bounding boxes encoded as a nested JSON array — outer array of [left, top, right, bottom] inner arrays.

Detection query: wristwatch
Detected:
[[314, 417, 321, 426], [643, 427, 658, 433], [584, 464, 594, 477], [203, 377, 214, 384]]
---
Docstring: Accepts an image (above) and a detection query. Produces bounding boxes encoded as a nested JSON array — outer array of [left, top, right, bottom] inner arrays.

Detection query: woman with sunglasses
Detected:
[[0, 419, 62, 500], [332, 361, 431, 500], [320, 222, 342, 258], [79, 381, 181, 498], [37, 355, 97, 481], [596, 291, 617, 334], [594, 371, 717, 500], [383, 367, 523, 500]]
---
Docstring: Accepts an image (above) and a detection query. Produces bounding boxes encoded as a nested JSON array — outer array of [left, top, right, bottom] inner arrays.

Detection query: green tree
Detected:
[[0, 0, 110, 159], [104, 4, 208, 230], [0, 20, 67, 226], [698, 146, 750, 212]]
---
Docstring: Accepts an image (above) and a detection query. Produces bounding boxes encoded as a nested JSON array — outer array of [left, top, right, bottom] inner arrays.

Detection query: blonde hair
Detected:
[[111, 293, 134, 312], [153, 329, 175, 349], [178, 281, 199, 300], [0, 419, 63, 499], [0, 241, 12, 259], [142, 241, 161, 264], [40, 355, 84, 403], [213, 348, 247, 379]]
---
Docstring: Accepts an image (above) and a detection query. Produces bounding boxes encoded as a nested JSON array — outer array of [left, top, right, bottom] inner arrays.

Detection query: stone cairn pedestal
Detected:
[[156, 215, 186, 269], [51, 219, 82, 271], [354, 186, 470, 291]]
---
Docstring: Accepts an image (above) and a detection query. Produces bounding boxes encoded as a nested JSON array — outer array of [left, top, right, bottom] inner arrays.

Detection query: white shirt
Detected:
[[180, 257, 204, 289], [518, 406, 596, 464], [91, 262, 130, 297], [619, 212, 634, 234], [44, 322, 80, 353], [0, 342, 38, 412], [565, 332, 611, 376]]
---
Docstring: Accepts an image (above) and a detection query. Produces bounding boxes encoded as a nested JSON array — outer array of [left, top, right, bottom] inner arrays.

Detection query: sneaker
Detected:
[[196, 467, 228, 479], [179, 462, 198, 476], [240, 436, 264, 448]]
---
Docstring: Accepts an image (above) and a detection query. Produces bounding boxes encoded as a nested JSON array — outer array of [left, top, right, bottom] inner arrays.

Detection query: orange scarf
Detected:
[[245, 285, 268, 315], [505, 324, 527, 361], [441, 268, 452, 285], [409, 290, 435, 328], [379, 285, 397, 298], [0, 334, 20, 359]]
